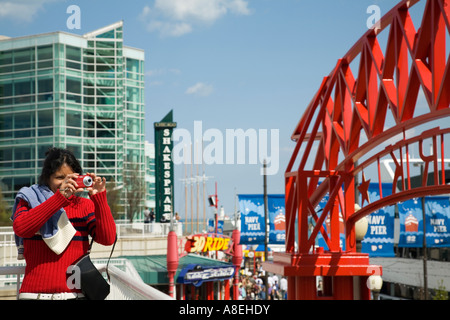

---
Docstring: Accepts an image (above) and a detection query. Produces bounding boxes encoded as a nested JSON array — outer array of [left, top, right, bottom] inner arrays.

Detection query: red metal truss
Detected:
[[283, 0, 450, 257], [263, 0, 450, 300]]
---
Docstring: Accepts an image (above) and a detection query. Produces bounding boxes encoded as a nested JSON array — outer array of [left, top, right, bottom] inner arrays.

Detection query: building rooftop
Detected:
[[0, 21, 143, 59]]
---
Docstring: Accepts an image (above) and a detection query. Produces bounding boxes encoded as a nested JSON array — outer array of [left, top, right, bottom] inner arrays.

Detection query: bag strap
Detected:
[[87, 236, 95, 254], [88, 234, 117, 282], [105, 235, 117, 282]]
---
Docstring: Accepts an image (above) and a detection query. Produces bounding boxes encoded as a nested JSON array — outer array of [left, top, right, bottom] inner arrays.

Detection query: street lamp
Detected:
[[354, 204, 368, 253], [367, 275, 383, 300], [413, 161, 428, 300]]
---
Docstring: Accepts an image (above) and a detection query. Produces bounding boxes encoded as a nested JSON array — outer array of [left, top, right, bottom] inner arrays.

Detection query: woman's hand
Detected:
[[59, 173, 84, 198], [86, 172, 106, 196]]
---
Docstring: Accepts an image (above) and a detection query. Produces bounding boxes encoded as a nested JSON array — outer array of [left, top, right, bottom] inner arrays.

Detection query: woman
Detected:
[[11, 147, 116, 300]]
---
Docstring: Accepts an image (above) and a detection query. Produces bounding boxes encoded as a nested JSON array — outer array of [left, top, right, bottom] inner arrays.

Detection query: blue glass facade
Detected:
[[0, 22, 147, 220]]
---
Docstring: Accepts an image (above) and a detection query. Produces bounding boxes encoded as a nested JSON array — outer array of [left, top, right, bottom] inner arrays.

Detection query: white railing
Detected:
[[0, 221, 183, 242], [99, 264, 173, 300], [0, 228, 17, 265], [116, 222, 183, 238], [0, 265, 25, 299]]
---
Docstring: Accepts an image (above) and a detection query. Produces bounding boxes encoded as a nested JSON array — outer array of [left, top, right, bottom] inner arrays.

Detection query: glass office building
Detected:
[[0, 21, 146, 220], [145, 141, 156, 211]]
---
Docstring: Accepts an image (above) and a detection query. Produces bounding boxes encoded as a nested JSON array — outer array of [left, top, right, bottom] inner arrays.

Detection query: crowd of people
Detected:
[[237, 270, 287, 300]]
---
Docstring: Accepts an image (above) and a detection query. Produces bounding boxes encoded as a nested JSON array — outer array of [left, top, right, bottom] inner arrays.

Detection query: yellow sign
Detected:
[[185, 235, 231, 253]]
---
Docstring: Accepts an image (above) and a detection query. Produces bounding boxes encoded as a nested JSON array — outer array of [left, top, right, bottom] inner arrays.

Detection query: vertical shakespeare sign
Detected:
[[154, 110, 177, 222]]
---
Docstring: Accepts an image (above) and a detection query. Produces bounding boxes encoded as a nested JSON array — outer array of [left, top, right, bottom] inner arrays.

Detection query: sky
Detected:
[[0, 0, 426, 221]]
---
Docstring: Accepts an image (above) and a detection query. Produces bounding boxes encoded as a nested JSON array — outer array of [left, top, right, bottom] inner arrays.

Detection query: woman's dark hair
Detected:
[[38, 147, 83, 186]]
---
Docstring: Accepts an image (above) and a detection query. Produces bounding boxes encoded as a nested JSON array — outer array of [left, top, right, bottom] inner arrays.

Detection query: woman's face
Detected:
[[48, 163, 75, 193]]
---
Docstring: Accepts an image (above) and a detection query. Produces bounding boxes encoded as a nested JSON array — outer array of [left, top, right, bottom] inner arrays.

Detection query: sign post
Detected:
[[154, 110, 177, 223]]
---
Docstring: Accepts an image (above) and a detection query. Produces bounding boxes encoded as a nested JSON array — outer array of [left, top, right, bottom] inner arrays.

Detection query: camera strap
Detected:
[[87, 234, 117, 282]]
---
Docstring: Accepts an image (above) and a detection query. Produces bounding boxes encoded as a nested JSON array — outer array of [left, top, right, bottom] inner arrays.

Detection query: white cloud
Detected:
[[143, 19, 193, 37], [185, 82, 214, 97], [0, 0, 60, 23], [140, 0, 251, 37]]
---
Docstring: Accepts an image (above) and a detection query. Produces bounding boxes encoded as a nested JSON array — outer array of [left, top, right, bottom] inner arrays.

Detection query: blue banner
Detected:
[[208, 219, 224, 234], [398, 196, 450, 247], [315, 192, 346, 251], [268, 194, 286, 244], [238, 194, 285, 245], [426, 196, 450, 247], [361, 183, 395, 257], [315, 183, 394, 256]]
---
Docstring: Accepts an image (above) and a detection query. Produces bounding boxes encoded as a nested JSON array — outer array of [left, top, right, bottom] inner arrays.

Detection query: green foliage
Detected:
[[0, 188, 12, 226], [432, 280, 449, 300]]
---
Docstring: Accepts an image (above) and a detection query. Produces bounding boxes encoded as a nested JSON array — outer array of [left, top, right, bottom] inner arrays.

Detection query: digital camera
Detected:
[[76, 175, 93, 188]]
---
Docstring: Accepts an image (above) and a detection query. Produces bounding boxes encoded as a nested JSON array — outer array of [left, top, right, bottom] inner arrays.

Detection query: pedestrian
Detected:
[[280, 277, 288, 300], [11, 147, 116, 300], [238, 284, 246, 300], [267, 283, 273, 299], [255, 275, 263, 287], [272, 284, 281, 300], [150, 208, 155, 222], [144, 207, 150, 223], [267, 275, 274, 288], [258, 285, 266, 300]]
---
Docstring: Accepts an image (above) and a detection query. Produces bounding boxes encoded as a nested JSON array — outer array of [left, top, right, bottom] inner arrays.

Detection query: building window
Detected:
[[126, 58, 139, 73], [13, 48, 35, 72], [38, 110, 53, 136], [14, 147, 35, 168], [66, 109, 82, 136], [38, 45, 53, 60], [66, 76, 82, 103], [38, 110, 53, 127], [38, 77, 53, 93], [0, 50, 12, 65], [0, 50, 12, 73], [15, 112, 35, 129], [0, 81, 12, 96], [14, 79, 34, 96], [66, 45, 81, 70]]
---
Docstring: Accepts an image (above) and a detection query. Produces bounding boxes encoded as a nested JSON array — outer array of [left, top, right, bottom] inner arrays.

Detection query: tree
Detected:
[[124, 163, 145, 222], [0, 186, 11, 226], [105, 177, 123, 221]]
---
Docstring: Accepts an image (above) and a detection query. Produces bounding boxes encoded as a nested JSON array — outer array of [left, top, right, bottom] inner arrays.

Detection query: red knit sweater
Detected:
[[13, 190, 116, 294]]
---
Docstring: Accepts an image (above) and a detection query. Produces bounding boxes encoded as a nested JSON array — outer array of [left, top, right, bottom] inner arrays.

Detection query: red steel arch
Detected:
[[263, 0, 450, 299]]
